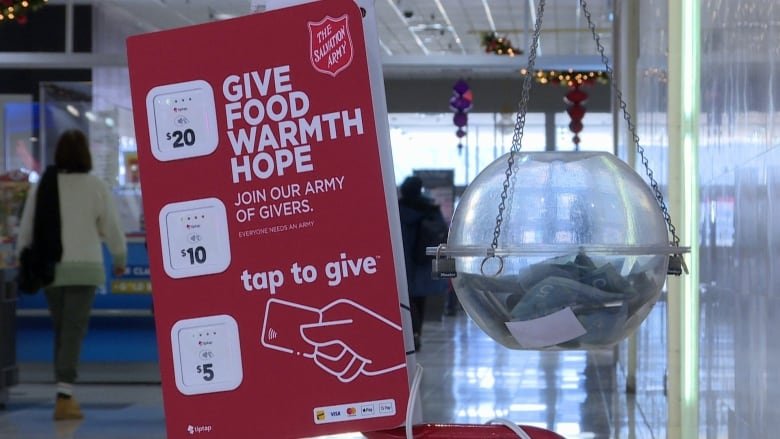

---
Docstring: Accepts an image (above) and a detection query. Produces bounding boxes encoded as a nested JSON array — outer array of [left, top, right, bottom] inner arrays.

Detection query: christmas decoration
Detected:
[[480, 32, 522, 56], [521, 69, 608, 149], [0, 0, 48, 25], [522, 69, 608, 87], [449, 79, 472, 154], [565, 86, 587, 149]]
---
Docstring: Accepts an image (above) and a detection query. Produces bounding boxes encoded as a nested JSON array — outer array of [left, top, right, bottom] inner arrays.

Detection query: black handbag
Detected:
[[16, 166, 61, 294], [16, 245, 55, 294]]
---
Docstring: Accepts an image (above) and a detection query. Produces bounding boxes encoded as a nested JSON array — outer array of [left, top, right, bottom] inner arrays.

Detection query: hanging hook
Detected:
[[480, 249, 504, 277]]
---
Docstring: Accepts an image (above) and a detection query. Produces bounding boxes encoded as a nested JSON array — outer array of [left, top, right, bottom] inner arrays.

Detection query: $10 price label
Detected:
[[180, 245, 208, 265]]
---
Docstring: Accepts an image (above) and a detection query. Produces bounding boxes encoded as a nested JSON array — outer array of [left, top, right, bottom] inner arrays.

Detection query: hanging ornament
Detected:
[[450, 79, 472, 153], [452, 112, 468, 128], [524, 69, 606, 151], [564, 85, 588, 150]]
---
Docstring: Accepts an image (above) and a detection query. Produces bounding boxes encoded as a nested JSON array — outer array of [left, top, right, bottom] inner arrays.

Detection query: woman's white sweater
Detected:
[[17, 173, 127, 287]]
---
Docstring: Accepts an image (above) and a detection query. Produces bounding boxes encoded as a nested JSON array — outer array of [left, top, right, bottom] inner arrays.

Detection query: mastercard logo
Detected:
[[346, 407, 357, 416]]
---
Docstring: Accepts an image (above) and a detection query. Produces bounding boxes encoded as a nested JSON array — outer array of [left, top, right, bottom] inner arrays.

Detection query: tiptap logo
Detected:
[[187, 424, 213, 435]]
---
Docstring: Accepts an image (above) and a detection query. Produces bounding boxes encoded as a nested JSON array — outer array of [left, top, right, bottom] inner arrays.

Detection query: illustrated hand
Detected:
[[300, 299, 406, 383]]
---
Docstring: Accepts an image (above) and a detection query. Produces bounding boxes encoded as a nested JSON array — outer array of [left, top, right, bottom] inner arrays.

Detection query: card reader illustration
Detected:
[[262, 299, 322, 357], [145, 79, 219, 161], [171, 314, 243, 396], [158, 197, 231, 279], [261, 298, 406, 383]]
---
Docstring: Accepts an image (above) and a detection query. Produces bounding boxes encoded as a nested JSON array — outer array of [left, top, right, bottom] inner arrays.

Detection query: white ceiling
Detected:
[[84, 0, 614, 77]]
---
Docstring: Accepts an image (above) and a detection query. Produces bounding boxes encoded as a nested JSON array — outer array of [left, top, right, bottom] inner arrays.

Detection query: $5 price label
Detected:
[[196, 363, 215, 381]]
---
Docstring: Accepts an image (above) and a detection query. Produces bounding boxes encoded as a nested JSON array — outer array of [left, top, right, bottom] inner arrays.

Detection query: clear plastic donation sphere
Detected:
[[444, 151, 673, 350]]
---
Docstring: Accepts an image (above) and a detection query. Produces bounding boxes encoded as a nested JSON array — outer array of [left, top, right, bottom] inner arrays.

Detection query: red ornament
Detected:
[[566, 105, 586, 120], [564, 84, 588, 149], [564, 88, 588, 104]]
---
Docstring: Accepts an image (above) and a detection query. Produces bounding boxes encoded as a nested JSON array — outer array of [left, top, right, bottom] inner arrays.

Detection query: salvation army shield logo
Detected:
[[308, 14, 354, 77]]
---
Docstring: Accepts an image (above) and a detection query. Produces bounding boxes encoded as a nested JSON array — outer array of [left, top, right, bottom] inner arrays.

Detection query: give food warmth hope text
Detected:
[[222, 65, 364, 183]]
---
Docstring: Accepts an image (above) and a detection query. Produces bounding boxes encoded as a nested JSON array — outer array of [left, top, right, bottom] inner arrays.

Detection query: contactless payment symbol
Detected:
[[159, 197, 230, 279], [145, 79, 218, 161], [171, 314, 243, 396]]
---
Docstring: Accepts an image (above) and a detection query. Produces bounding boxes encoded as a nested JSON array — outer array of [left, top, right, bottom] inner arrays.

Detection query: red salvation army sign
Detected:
[[126, 1, 410, 437]]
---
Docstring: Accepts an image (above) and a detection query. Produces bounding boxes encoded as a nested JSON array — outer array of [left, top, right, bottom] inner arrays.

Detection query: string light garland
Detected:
[[520, 68, 609, 87], [0, 0, 48, 25], [480, 32, 522, 56]]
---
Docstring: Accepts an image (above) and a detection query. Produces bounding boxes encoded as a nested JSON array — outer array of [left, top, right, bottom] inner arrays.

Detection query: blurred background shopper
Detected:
[[17, 129, 127, 420], [397, 175, 448, 351]]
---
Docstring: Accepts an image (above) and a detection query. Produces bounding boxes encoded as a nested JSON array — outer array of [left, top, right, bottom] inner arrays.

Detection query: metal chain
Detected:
[[489, 0, 682, 257], [490, 0, 546, 252], [578, 0, 681, 249]]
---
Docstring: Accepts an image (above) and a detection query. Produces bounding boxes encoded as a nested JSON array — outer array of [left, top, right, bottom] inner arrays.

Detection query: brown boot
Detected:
[[54, 397, 84, 421]]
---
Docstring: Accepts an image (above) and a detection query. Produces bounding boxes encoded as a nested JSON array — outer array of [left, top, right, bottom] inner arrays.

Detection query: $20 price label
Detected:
[[165, 128, 196, 148]]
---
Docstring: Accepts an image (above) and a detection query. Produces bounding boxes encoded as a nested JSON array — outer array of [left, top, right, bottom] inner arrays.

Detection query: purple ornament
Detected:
[[449, 96, 472, 112], [453, 112, 468, 127], [453, 79, 470, 95], [456, 128, 467, 138]]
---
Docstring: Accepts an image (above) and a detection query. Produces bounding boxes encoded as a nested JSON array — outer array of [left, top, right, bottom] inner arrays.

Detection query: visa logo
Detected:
[[329, 410, 341, 417]]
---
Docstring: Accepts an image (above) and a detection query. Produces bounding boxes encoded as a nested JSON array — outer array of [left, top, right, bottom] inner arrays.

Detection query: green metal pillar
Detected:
[[666, 0, 700, 438]]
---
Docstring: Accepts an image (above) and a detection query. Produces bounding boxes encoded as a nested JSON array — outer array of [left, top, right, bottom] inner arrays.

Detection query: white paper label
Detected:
[[505, 307, 587, 349]]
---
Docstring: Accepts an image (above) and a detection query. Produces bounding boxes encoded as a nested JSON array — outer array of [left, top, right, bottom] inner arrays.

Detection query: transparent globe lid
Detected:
[[435, 151, 684, 350]]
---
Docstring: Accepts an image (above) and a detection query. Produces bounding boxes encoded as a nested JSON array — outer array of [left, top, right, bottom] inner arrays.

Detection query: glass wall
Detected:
[[389, 111, 614, 188]]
